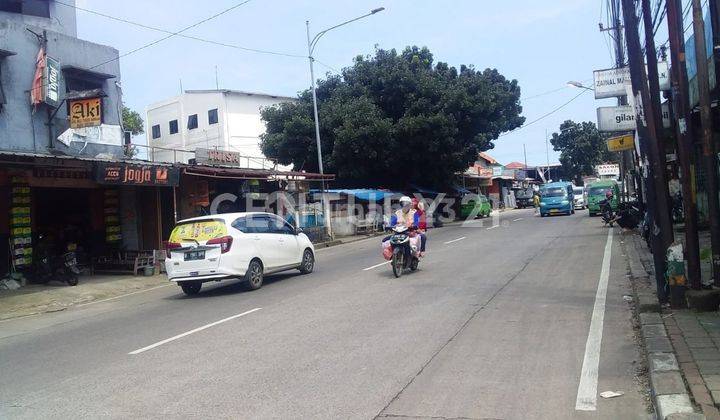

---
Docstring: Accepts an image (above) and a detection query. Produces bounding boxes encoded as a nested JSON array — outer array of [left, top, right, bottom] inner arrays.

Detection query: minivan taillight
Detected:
[[166, 242, 181, 258], [207, 236, 233, 253]]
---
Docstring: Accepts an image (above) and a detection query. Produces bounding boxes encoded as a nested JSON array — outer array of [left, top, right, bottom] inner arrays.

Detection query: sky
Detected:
[[72, 0, 625, 166]]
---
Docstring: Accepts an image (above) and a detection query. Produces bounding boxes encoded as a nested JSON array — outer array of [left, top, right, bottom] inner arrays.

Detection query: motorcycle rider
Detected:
[[389, 196, 425, 256], [600, 190, 615, 223]]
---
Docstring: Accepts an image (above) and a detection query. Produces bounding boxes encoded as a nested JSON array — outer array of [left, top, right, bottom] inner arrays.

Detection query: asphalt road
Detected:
[[0, 209, 650, 419]]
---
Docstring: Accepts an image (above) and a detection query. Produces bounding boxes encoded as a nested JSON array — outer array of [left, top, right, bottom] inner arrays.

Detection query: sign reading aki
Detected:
[[195, 148, 242, 166], [593, 61, 670, 99], [94, 163, 179, 186], [597, 102, 670, 132], [606, 134, 635, 152], [69, 98, 102, 128]]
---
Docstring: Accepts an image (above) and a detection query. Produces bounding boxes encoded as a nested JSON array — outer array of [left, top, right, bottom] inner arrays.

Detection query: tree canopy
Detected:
[[260, 46, 525, 189], [550, 120, 618, 184], [122, 106, 144, 136]]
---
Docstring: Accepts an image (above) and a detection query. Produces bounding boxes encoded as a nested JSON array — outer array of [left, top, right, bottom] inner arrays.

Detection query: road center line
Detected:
[[128, 308, 262, 355], [512, 218, 523, 222], [575, 228, 614, 411], [443, 236, 466, 244], [363, 261, 391, 271], [486, 225, 499, 230]]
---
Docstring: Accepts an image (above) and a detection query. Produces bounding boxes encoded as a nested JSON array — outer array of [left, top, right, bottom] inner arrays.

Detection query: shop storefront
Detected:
[[0, 153, 177, 275]]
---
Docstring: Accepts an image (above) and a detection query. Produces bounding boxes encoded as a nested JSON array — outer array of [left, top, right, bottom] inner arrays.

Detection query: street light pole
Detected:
[[305, 7, 385, 239]]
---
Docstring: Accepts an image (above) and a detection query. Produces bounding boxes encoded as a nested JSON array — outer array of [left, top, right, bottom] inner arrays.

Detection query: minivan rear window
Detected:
[[540, 187, 565, 197], [169, 219, 227, 243]]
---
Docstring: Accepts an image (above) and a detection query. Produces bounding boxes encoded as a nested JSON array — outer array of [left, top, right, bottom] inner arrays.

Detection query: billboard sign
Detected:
[[597, 103, 670, 132], [593, 61, 670, 99]]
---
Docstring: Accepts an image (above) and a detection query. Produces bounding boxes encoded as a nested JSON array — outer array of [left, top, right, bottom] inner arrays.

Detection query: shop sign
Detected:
[[593, 61, 669, 99], [514, 170, 527, 180], [596, 163, 620, 177], [44, 56, 60, 107], [69, 97, 102, 128], [606, 134, 635, 152], [195, 148, 241, 166], [597, 103, 670, 132], [501, 169, 515, 178], [95, 163, 179, 186], [478, 167, 493, 178], [492, 166, 503, 177], [33, 168, 90, 179]]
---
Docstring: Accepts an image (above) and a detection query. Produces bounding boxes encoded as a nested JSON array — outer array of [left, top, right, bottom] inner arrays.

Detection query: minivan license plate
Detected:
[[184, 250, 205, 261]]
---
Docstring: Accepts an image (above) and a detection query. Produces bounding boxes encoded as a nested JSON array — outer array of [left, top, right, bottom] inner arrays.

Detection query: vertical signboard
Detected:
[[43, 56, 60, 108]]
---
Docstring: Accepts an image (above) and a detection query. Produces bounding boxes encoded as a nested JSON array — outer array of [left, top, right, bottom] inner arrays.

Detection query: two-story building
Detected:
[[0, 0, 176, 277]]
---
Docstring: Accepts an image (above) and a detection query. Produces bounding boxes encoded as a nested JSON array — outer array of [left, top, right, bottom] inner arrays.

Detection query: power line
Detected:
[[500, 90, 589, 137], [315, 59, 340, 74], [54, 0, 305, 59]]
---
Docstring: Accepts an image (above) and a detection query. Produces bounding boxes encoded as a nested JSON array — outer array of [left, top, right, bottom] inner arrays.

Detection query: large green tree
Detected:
[[550, 120, 618, 184], [261, 46, 525, 188]]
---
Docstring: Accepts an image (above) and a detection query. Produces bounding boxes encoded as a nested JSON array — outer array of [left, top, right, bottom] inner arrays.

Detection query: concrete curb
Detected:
[[625, 236, 704, 419]]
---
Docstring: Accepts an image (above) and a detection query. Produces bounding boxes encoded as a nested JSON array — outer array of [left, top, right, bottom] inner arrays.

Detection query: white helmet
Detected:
[[399, 196, 412, 205]]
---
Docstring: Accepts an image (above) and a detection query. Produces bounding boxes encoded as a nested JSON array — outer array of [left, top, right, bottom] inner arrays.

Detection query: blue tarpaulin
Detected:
[[311, 189, 396, 201]]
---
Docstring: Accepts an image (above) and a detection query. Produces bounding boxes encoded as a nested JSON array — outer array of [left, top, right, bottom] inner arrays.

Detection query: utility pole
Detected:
[[545, 129, 550, 181], [691, 0, 720, 286], [523, 143, 528, 171], [666, 0, 702, 289], [621, 0, 673, 302], [642, 0, 673, 248]]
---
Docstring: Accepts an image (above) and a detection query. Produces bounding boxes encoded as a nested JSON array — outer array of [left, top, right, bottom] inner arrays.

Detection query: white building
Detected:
[[145, 89, 295, 168]]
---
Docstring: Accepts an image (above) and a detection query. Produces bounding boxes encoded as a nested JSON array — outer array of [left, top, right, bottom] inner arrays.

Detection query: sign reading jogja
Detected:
[[94, 163, 179, 186], [44, 56, 60, 108], [69, 98, 102, 128], [593, 61, 670, 99], [597, 103, 670, 132], [606, 134, 635, 152], [195, 148, 241, 166]]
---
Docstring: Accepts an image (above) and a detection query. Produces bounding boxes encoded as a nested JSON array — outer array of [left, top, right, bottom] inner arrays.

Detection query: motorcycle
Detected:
[[387, 224, 421, 278], [600, 199, 615, 227], [33, 236, 80, 286]]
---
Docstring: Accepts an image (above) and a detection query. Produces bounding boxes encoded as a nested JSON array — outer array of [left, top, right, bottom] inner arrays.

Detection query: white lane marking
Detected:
[[512, 218, 523, 222], [486, 225, 499, 230], [575, 228, 614, 411], [363, 261, 391, 271], [128, 308, 262, 355], [444, 236, 466, 245]]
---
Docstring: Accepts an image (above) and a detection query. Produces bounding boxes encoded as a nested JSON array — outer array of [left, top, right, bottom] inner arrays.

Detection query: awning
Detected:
[[0, 49, 17, 58], [182, 165, 335, 181], [62, 65, 115, 81], [313, 189, 395, 201], [409, 184, 440, 195], [452, 185, 471, 194]]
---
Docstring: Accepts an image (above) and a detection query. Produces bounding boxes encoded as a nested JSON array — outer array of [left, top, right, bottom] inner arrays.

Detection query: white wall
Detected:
[[146, 91, 294, 168]]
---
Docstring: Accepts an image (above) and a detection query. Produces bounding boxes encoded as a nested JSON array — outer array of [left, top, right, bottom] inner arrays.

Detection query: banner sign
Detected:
[[69, 97, 102, 128], [492, 166, 503, 177], [195, 148, 242, 166], [597, 103, 670, 132], [95, 163, 179, 187], [477, 167, 493, 178], [593, 61, 670, 99], [596, 163, 620, 176], [43, 56, 60, 108], [606, 134, 635, 152]]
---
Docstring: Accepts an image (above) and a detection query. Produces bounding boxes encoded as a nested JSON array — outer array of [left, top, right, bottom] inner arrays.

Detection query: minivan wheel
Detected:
[[180, 281, 202, 295], [245, 260, 264, 290], [299, 249, 314, 274]]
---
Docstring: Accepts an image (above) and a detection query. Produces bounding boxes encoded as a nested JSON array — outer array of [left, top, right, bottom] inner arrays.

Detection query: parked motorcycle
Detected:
[[33, 236, 80, 286], [387, 224, 421, 278]]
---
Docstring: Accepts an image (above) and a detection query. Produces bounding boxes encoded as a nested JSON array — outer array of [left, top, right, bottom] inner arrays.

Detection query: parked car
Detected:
[[539, 181, 575, 217], [587, 180, 620, 216], [459, 194, 492, 219], [573, 186, 586, 209], [165, 212, 315, 295]]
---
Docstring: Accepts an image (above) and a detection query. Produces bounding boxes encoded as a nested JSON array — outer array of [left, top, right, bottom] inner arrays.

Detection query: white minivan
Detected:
[[573, 186, 586, 209], [165, 212, 315, 295]]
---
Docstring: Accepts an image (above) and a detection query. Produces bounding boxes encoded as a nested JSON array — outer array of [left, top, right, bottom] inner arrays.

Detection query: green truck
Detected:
[[586, 180, 620, 216]]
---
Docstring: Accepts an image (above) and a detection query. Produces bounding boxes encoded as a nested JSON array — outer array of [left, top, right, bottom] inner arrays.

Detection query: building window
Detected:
[[169, 119, 178, 134], [187, 114, 198, 130], [0, 0, 50, 18], [151, 124, 161, 139], [208, 108, 218, 125]]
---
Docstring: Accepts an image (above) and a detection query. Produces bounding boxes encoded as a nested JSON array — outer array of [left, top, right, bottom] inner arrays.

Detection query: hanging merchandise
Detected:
[[10, 176, 32, 268], [104, 189, 122, 243]]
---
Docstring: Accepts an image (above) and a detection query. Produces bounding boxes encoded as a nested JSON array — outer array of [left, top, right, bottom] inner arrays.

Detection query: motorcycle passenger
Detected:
[[412, 198, 427, 257], [390, 196, 425, 257]]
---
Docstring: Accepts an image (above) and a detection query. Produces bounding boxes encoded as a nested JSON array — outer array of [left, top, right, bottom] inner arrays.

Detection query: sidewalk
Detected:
[[0, 273, 168, 321], [624, 230, 720, 419]]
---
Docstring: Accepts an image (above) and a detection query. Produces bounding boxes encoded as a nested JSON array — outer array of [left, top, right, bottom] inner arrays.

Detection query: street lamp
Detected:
[[566, 80, 594, 91], [306, 7, 385, 238]]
